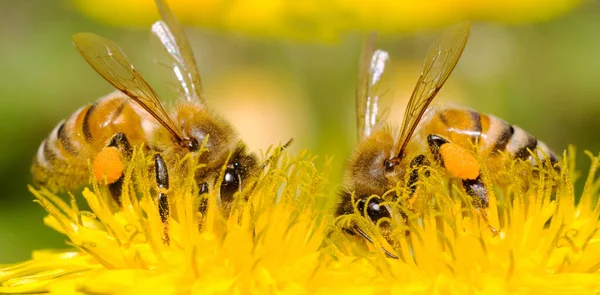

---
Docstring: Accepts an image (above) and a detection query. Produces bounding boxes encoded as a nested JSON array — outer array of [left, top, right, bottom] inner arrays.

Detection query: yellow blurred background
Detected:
[[1, 0, 599, 263]]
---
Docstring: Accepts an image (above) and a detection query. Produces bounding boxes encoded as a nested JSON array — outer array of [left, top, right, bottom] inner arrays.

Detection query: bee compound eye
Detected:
[[384, 158, 396, 173], [186, 138, 199, 152], [357, 198, 391, 222], [220, 167, 240, 202]]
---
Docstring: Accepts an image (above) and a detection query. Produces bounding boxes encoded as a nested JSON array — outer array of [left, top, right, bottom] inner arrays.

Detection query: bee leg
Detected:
[[406, 154, 431, 197], [197, 182, 209, 212], [428, 133, 481, 180], [196, 182, 209, 230], [100, 132, 132, 206], [462, 174, 499, 235], [108, 177, 125, 206], [335, 192, 399, 259], [462, 176, 488, 208], [426, 134, 449, 165], [154, 154, 170, 245], [428, 134, 497, 233], [427, 133, 488, 206], [108, 132, 133, 156], [415, 141, 460, 244]]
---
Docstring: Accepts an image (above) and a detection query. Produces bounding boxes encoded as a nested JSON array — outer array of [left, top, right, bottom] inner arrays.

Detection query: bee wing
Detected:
[[72, 32, 186, 143], [356, 32, 393, 140], [394, 21, 471, 157], [152, 0, 205, 105]]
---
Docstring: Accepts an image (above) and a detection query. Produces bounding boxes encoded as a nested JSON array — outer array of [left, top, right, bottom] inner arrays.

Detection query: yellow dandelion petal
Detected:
[[3, 146, 600, 294]]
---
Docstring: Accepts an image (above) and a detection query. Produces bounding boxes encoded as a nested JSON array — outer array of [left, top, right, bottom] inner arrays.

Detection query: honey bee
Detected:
[[31, 0, 257, 239], [336, 21, 558, 257]]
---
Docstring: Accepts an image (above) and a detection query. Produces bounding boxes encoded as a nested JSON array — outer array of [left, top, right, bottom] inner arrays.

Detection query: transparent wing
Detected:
[[356, 32, 393, 140], [72, 32, 185, 142], [394, 21, 471, 157], [152, 0, 205, 105]]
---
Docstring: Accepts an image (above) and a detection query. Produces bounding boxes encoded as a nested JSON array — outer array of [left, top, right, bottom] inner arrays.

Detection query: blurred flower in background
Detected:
[[72, 0, 581, 39], [207, 67, 314, 152], [2, 0, 600, 266]]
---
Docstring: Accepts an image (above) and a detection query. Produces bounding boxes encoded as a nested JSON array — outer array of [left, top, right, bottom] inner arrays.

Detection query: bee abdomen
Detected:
[[32, 92, 144, 192], [426, 108, 558, 165], [32, 105, 93, 191], [485, 114, 557, 164]]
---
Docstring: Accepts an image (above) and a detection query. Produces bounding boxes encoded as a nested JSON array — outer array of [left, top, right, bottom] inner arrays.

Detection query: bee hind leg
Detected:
[[108, 177, 124, 206], [108, 133, 132, 205], [427, 134, 485, 199], [107, 132, 133, 156], [462, 176, 499, 235], [154, 153, 170, 245], [94, 132, 132, 206], [427, 134, 497, 234], [462, 176, 488, 208]]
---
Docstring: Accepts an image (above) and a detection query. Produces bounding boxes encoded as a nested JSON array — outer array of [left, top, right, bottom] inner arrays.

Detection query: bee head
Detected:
[[192, 142, 258, 210], [174, 104, 257, 207], [218, 145, 257, 204], [340, 130, 416, 224]]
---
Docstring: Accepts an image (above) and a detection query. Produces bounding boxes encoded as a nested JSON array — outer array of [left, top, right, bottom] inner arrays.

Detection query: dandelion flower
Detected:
[[2, 147, 600, 294]]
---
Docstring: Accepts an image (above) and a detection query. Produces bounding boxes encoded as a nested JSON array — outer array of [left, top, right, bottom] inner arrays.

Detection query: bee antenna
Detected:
[[282, 138, 294, 149], [260, 138, 294, 169]]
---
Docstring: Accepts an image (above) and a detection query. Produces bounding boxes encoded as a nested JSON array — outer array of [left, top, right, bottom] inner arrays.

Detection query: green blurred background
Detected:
[[1, 0, 600, 263]]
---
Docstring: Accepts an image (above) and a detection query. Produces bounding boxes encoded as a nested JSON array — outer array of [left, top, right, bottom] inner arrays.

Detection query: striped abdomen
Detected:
[[421, 107, 558, 167], [32, 92, 147, 192]]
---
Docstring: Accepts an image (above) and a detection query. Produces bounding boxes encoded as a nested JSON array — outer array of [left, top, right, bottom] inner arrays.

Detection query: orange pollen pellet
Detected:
[[93, 146, 124, 184], [439, 143, 480, 180]]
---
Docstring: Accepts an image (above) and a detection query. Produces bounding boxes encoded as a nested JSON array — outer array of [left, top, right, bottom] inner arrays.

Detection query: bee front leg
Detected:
[[197, 182, 209, 213], [154, 154, 170, 245], [196, 182, 209, 230], [406, 154, 431, 197]]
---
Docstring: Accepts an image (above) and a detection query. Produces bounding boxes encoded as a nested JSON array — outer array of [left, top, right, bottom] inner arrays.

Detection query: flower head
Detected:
[[2, 147, 600, 294], [1, 146, 334, 294]]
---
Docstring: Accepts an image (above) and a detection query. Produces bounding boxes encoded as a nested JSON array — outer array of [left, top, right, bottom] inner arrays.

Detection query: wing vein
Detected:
[[72, 32, 185, 143], [394, 21, 471, 158]]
